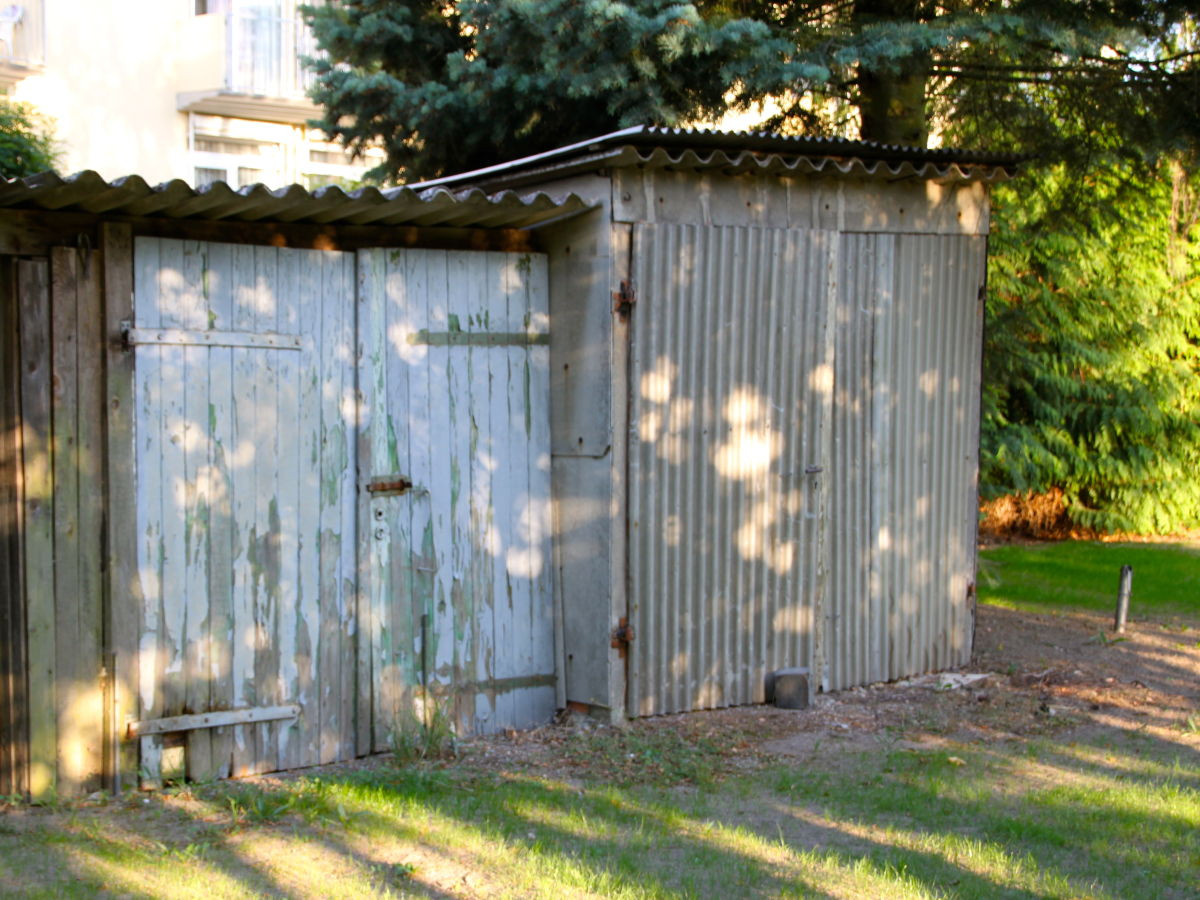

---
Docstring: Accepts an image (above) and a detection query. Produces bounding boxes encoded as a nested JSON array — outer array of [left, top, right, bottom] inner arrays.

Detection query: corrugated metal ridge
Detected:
[[410, 125, 1021, 192], [0, 169, 595, 229], [616, 145, 1013, 183]]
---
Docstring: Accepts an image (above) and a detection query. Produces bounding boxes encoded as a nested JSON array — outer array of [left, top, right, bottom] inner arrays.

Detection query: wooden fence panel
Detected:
[[132, 239, 357, 783]]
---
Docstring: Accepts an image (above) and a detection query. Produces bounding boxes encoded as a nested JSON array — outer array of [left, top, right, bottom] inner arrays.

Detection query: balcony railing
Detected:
[[225, 11, 317, 99]]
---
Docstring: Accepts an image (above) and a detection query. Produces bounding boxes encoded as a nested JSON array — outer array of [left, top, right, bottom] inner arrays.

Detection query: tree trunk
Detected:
[[854, 0, 931, 147]]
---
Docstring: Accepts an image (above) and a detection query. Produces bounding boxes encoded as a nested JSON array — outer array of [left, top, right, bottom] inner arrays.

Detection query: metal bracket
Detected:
[[611, 617, 635, 657], [613, 280, 636, 319], [366, 475, 414, 496]]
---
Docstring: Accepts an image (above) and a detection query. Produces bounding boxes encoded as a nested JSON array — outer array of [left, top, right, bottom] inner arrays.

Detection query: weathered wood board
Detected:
[[131, 239, 357, 780], [359, 248, 555, 748]]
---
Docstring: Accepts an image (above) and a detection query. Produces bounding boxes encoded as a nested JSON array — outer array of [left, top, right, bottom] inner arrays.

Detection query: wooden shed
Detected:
[[417, 127, 1017, 723], [0, 171, 591, 798], [0, 128, 1017, 798]]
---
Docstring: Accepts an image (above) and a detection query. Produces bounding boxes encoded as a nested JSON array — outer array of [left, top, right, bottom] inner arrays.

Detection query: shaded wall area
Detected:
[[0, 258, 29, 797]]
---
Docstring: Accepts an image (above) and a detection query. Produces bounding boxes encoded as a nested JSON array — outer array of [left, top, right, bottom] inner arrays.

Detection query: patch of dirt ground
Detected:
[[436, 603, 1200, 779]]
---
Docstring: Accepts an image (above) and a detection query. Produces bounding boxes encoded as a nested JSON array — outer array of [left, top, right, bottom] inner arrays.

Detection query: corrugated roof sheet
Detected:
[[411, 125, 1020, 193], [0, 170, 594, 229]]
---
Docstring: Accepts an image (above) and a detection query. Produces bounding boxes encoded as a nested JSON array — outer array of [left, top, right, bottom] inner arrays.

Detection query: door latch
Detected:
[[366, 475, 413, 496]]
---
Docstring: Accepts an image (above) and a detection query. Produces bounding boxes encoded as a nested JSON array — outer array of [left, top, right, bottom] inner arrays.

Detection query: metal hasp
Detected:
[[613, 280, 636, 319], [611, 617, 635, 657], [366, 475, 414, 497]]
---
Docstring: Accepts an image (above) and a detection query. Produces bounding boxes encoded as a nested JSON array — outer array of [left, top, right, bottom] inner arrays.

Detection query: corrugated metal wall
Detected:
[[628, 224, 832, 716], [826, 233, 986, 690]]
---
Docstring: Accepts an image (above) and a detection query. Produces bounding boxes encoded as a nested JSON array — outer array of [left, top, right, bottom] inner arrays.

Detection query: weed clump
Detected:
[[393, 699, 458, 764]]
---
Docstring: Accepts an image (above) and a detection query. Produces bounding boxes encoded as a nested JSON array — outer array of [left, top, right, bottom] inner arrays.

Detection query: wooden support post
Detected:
[[18, 259, 55, 801], [1114, 565, 1133, 634], [102, 223, 138, 792]]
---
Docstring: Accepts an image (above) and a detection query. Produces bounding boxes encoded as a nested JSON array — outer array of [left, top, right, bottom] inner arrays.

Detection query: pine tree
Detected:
[[301, 0, 785, 181]]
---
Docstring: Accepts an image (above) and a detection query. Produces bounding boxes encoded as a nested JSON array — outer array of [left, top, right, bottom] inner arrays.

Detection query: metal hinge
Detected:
[[611, 617, 635, 657], [613, 280, 636, 319]]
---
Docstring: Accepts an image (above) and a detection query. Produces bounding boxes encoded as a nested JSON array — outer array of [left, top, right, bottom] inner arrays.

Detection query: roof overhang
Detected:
[[0, 170, 596, 230], [411, 126, 1021, 194]]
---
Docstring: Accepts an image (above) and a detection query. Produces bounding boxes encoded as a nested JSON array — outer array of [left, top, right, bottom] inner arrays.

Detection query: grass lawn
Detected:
[[3, 540, 1199, 898], [978, 539, 1200, 619], [2, 720, 1198, 898]]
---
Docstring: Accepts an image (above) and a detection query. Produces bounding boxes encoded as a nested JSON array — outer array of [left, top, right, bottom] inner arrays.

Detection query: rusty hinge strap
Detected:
[[613, 280, 636, 318], [611, 617, 635, 657]]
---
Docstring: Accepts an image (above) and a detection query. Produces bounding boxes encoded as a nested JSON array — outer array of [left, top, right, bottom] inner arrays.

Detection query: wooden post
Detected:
[[1114, 565, 1133, 634], [102, 222, 138, 792]]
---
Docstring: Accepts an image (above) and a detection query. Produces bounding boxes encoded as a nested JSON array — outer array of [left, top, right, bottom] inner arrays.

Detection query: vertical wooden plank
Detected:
[[154, 241, 190, 772], [337, 253, 357, 759], [49, 249, 84, 796], [525, 252, 555, 725], [229, 242, 258, 776], [358, 248, 388, 753], [464, 252, 496, 732], [445, 251, 480, 733], [316, 250, 348, 764], [294, 249, 322, 766], [252, 245, 281, 775], [133, 238, 165, 789], [205, 241, 235, 780], [405, 251, 436, 735], [76, 249, 107, 793], [424, 252, 459, 727], [382, 249, 420, 751], [275, 248, 302, 771], [102, 223, 139, 792], [503, 254, 527, 727], [180, 240, 214, 782], [484, 252, 518, 734], [0, 258, 28, 798], [17, 260, 52, 799]]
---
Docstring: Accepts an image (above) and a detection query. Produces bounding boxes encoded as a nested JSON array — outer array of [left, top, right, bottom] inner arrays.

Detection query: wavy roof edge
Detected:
[[410, 125, 1021, 192], [0, 169, 595, 229]]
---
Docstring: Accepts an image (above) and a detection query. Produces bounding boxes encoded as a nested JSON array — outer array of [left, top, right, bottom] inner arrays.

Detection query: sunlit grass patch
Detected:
[[3, 725, 1199, 897], [979, 540, 1200, 617]]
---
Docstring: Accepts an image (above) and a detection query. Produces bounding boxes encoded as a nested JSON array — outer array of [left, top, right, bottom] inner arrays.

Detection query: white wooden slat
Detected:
[[463, 252, 496, 732], [133, 237, 166, 786], [359, 249, 388, 751], [444, 251, 480, 732], [252, 245, 281, 775], [275, 248, 302, 770], [526, 253, 555, 721], [425, 252, 460, 726], [500, 251, 529, 729], [205, 241, 236, 779], [336, 252, 358, 759], [316, 250, 346, 764], [387, 249, 422, 746], [405, 252, 436, 725], [156, 240, 189, 740], [480, 248, 513, 734], [294, 250, 324, 766], [180, 240, 214, 781], [229, 242, 259, 776]]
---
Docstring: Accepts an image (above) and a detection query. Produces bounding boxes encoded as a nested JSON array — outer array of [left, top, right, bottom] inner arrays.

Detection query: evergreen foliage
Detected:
[[982, 160, 1200, 534], [0, 100, 56, 179], [301, 0, 787, 182]]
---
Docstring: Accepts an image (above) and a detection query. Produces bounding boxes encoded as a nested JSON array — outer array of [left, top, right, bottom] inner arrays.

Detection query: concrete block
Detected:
[[766, 667, 810, 709]]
